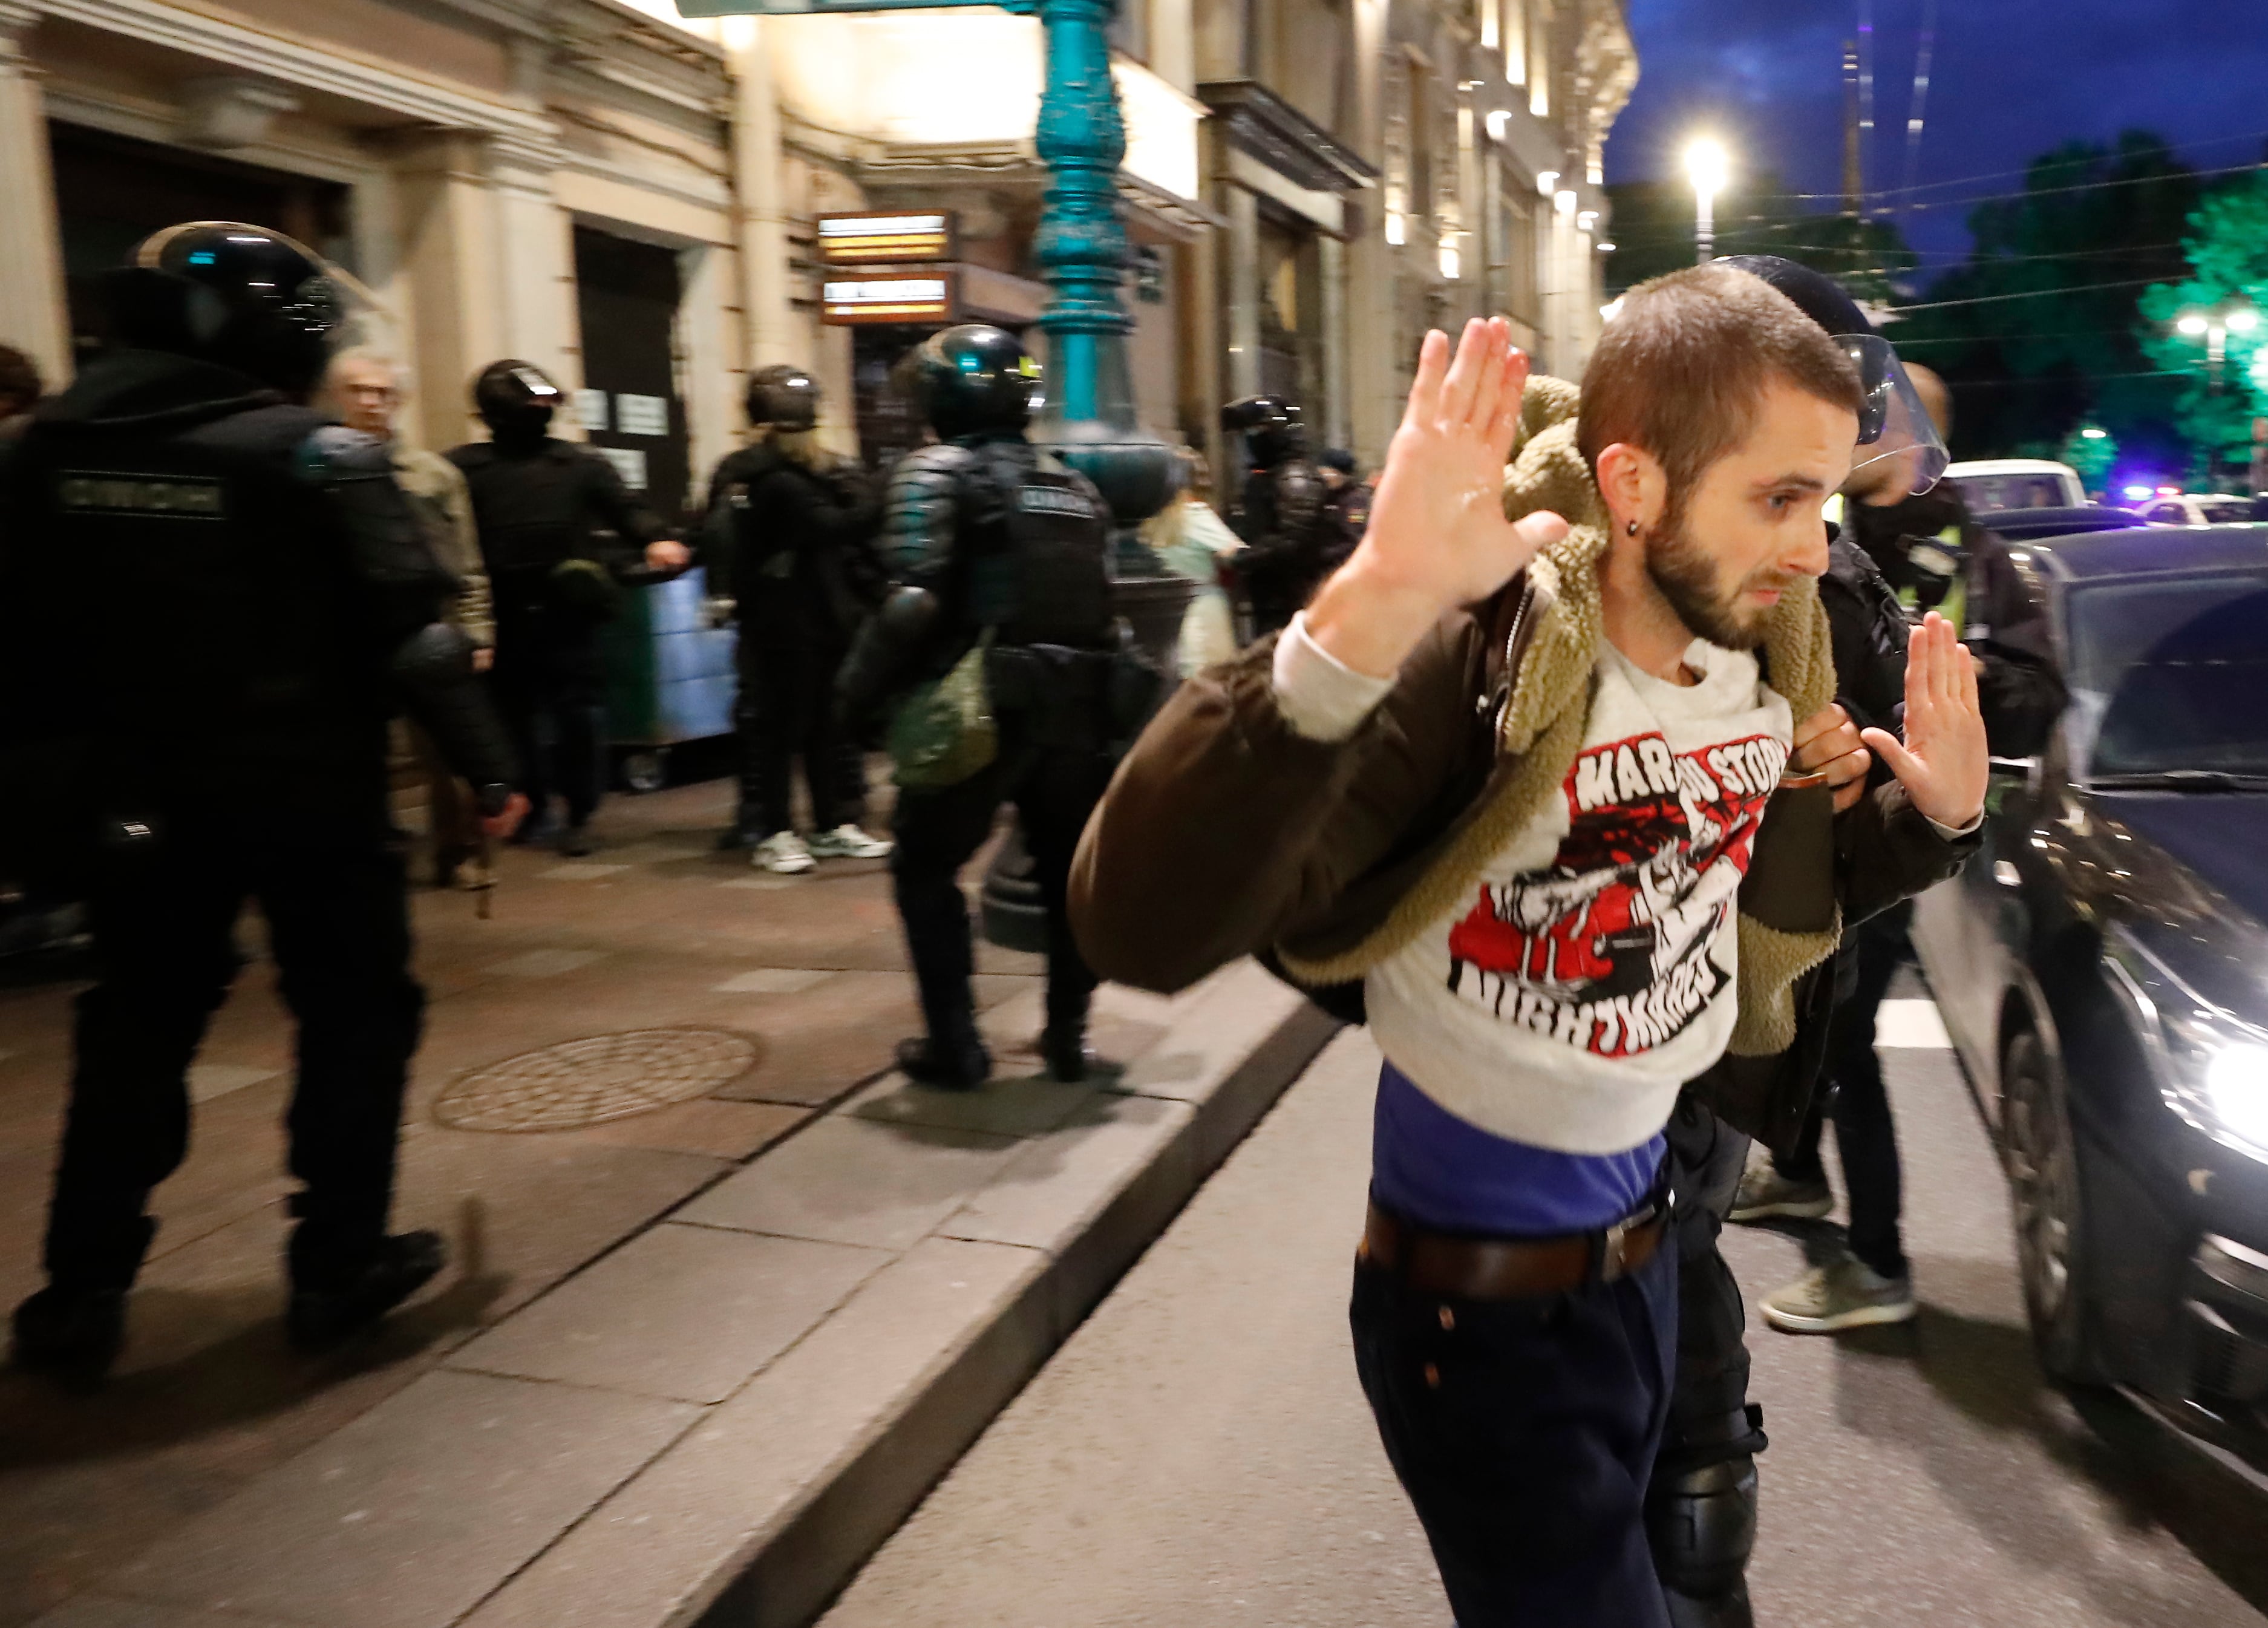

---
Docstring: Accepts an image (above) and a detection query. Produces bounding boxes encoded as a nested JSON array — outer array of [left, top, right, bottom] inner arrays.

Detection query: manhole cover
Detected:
[[435, 1029, 760, 1132]]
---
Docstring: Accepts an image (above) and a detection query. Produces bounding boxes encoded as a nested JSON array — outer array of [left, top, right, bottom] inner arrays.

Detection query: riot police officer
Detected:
[[0, 223, 525, 1376], [448, 362, 688, 857], [1218, 393, 1327, 636], [840, 325, 1125, 1089], [1734, 307, 2065, 1354], [702, 365, 892, 871]]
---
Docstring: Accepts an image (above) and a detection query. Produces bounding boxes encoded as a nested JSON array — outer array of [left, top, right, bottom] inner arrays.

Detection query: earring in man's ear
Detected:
[[1626, 518, 1640, 537]]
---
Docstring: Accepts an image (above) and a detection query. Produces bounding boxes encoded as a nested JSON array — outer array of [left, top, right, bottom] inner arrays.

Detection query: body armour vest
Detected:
[[0, 351, 443, 835], [967, 445, 1114, 650]]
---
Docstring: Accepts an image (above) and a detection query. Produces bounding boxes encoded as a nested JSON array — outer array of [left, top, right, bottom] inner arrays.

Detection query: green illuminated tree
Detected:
[[1894, 134, 2198, 468], [2137, 168, 2268, 488]]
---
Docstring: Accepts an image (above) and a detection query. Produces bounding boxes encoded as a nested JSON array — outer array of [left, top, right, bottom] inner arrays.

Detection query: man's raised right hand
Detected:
[[1304, 318, 1569, 679]]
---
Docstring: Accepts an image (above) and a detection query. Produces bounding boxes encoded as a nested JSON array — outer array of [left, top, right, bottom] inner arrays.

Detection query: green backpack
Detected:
[[887, 630, 997, 789]]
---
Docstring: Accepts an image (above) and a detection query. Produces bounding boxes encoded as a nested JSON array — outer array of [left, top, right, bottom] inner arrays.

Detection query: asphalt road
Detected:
[[820, 995, 2268, 1628]]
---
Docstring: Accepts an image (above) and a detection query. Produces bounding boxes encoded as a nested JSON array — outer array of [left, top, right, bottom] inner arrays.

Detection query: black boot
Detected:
[[896, 1036, 992, 1091], [288, 1231, 448, 1353], [1665, 1580, 1753, 1628], [1041, 1025, 1093, 1084], [10, 1286, 127, 1382]]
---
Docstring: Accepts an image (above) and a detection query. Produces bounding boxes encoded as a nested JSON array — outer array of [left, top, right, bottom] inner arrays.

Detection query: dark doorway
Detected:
[[852, 325, 930, 477], [47, 122, 354, 371], [573, 226, 690, 524], [850, 321, 1034, 478]]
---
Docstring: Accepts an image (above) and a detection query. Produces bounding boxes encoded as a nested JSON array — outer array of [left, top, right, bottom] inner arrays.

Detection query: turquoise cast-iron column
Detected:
[[1020, 0, 1183, 584], [981, 0, 1192, 955]]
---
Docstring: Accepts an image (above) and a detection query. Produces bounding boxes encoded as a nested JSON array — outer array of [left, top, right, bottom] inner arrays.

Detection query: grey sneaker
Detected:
[[1728, 1159, 1834, 1223], [1760, 1254, 1917, 1334]]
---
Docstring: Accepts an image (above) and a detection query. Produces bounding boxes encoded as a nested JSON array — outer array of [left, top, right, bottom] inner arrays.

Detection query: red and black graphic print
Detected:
[[1445, 729, 1787, 1058]]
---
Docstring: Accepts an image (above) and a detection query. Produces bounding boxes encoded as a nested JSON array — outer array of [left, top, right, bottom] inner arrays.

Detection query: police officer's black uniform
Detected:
[[840, 326, 1123, 1089], [1220, 394, 1327, 636], [1750, 446, 2068, 1321], [0, 224, 518, 1375], [448, 364, 669, 854], [702, 365, 887, 855]]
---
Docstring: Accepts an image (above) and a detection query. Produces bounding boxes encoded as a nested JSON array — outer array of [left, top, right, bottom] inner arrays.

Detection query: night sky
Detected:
[[1603, 0, 2268, 271]]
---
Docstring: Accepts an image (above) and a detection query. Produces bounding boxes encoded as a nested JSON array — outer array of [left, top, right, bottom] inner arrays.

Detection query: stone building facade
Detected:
[[0, 0, 1632, 500]]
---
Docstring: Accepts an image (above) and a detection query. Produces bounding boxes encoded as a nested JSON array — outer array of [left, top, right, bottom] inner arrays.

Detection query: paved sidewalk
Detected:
[[0, 777, 1335, 1628]]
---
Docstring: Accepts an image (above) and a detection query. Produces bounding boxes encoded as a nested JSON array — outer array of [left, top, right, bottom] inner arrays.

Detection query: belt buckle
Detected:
[[1600, 1213, 1635, 1282], [1599, 1194, 1663, 1283]]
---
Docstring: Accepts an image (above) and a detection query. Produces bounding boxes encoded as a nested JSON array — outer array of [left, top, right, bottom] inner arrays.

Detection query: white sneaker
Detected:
[[752, 832, 815, 875], [808, 823, 894, 860]]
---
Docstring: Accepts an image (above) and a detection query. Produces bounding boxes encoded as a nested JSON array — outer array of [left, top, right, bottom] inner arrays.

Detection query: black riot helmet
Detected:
[[1220, 394, 1306, 468], [1716, 254, 1948, 494], [746, 364, 819, 431], [101, 221, 347, 397], [906, 324, 1037, 440], [472, 359, 564, 445]]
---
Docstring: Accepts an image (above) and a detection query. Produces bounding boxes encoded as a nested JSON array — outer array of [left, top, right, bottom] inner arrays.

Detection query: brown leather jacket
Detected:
[[1068, 573, 1977, 1153]]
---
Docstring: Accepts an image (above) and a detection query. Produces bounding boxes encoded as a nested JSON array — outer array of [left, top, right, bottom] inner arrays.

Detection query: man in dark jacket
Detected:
[[704, 365, 891, 871], [0, 223, 524, 1377], [1738, 360, 2067, 1341], [448, 362, 688, 856], [1072, 276, 1984, 1627], [1221, 394, 1328, 635]]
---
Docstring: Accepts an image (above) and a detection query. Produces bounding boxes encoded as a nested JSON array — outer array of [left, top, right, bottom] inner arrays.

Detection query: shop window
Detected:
[[47, 122, 353, 370]]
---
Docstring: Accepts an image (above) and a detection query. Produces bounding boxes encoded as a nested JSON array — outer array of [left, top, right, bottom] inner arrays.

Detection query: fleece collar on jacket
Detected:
[[1277, 374, 1842, 1058]]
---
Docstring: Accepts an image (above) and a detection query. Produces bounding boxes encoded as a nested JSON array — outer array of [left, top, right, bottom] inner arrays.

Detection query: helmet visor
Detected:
[[1842, 333, 1949, 495]]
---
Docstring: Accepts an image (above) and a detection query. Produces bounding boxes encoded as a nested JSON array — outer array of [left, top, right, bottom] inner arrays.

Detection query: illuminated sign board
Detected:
[[677, 0, 996, 13], [821, 272, 958, 325], [817, 211, 958, 266]]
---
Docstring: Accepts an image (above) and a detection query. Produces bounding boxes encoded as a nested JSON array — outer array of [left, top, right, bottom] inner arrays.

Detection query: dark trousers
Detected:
[[492, 600, 606, 829], [735, 631, 848, 838], [1351, 1220, 1679, 1628], [44, 833, 423, 1293], [890, 739, 1112, 1054], [1774, 907, 1911, 1280]]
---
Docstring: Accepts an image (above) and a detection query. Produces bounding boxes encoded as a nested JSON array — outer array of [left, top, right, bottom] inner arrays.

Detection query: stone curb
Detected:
[[54, 963, 1338, 1628]]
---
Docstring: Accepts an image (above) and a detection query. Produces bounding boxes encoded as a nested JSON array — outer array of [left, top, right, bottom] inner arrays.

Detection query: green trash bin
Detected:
[[601, 565, 737, 791]]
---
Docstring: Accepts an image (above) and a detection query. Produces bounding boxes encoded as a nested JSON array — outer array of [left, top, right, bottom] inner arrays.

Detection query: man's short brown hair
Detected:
[[1577, 266, 1864, 502]]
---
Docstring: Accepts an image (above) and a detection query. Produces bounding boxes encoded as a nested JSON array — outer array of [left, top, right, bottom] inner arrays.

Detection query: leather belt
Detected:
[[1359, 1195, 1671, 1301]]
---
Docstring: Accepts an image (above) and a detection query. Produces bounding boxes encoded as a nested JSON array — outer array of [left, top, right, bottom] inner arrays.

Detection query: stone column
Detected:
[[488, 131, 579, 404], [725, 20, 797, 374], [1319, 231, 1350, 453], [390, 131, 504, 452], [1223, 183, 1261, 397], [0, 2, 70, 386]]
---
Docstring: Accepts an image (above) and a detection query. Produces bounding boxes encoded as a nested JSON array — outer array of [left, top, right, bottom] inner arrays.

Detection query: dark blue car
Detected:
[[1911, 522, 2268, 1465]]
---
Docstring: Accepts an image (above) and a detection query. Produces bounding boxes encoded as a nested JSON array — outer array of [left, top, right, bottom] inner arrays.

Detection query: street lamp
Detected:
[[2176, 304, 2258, 391], [1684, 137, 1730, 264]]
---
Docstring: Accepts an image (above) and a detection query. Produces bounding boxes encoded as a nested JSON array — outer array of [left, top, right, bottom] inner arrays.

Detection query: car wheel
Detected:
[[2001, 1030, 2099, 1384]]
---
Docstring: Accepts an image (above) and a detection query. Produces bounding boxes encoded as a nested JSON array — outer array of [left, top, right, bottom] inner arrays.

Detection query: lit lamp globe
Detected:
[[1683, 138, 1731, 263]]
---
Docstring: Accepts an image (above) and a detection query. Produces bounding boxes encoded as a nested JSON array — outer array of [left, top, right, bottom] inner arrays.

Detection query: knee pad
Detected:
[[1647, 1454, 1758, 1602]]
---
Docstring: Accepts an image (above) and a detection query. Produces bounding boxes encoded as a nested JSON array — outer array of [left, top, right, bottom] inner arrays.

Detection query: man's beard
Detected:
[[1644, 502, 1787, 652]]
